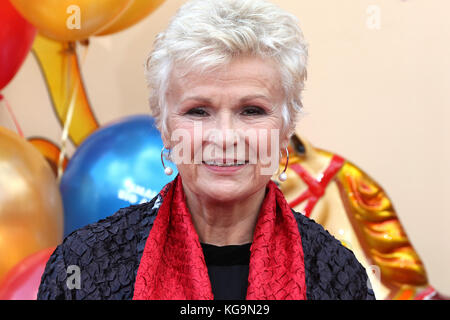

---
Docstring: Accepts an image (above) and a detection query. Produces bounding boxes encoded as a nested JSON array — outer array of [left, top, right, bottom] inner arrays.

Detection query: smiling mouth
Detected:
[[202, 160, 249, 167]]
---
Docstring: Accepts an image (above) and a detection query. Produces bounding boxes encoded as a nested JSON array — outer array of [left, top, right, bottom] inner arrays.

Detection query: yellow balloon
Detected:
[[97, 0, 165, 36], [0, 127, 63, 282], [9, 0, 133, 42]]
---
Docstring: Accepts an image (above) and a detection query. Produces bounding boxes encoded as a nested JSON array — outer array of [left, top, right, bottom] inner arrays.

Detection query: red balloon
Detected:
[[0, 0, 37, 91], [0, 247, 55, 300]]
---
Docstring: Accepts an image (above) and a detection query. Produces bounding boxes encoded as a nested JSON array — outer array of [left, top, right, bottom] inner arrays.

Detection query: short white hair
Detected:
[[145, 0, 308, 139]]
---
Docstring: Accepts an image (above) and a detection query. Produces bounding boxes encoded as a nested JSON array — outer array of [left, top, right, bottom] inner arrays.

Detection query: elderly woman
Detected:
[[38, 0, 375, 300]]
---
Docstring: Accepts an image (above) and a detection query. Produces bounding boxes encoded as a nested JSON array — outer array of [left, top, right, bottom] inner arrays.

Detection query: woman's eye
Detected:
[[186, 107, 208, 117], [242, 106, 266, 116]]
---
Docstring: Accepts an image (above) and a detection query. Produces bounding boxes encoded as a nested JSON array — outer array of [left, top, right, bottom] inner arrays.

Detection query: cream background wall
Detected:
[[1, 0, 449, 294]]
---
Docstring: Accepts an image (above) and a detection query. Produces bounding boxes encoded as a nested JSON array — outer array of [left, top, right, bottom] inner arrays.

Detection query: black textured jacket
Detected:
[[37, 193, 376, 300]]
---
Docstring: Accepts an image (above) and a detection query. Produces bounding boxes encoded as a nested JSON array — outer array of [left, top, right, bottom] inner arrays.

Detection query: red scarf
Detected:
[[133, 174, 306, 300]]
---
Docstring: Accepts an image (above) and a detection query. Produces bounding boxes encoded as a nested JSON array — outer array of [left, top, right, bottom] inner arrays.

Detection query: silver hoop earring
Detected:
[[161, 147, 173, 176], [278, 147, 289, 182]]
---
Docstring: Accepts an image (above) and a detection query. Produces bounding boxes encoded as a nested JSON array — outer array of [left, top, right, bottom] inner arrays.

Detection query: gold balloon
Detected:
[[0, 127, 63, 282], [9, 0, 133, 42], [97, 0, 165, 36], [274, 134, 444, 300]]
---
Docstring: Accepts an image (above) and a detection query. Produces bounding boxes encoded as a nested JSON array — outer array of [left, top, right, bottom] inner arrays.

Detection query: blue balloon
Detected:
[[60, 115, 177, 236]]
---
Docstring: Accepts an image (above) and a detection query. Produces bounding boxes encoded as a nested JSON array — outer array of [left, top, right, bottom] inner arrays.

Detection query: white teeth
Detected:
[[203, 161, 247, 166]]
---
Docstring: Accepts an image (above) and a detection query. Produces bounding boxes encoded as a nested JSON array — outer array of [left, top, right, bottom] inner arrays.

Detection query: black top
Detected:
[[37, 193, 376, 300], [200, 242, 251, 300]]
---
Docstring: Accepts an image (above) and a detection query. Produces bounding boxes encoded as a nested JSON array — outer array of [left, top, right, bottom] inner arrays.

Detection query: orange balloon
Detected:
[[0, 127, 63, 282], [97, 0, 165, 35], [9, 0, 133, 41]]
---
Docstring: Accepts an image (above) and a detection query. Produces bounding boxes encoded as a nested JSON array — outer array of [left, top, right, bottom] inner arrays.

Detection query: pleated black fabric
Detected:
[[37, 194, 376, 300]]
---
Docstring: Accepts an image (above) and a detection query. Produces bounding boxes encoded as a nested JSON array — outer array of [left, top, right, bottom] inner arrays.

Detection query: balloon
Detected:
[[97, 0, 165, 36], [0, 127, 63, 282], [60, 115, 177, 236], [28, 137, 69, 176], [9, 0, 133, 42], [0, 0, 36, 90], [0, 247, 55, 300], [32, 35, 100, 146]]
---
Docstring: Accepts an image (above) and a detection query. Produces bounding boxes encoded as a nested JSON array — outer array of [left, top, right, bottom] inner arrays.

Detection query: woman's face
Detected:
[[164, 55, 289, 203]]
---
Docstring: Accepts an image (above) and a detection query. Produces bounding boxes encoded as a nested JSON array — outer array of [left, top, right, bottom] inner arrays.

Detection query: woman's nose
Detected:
[[216, 110, 234, 131], [205, 112, 240, 148]]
